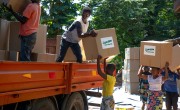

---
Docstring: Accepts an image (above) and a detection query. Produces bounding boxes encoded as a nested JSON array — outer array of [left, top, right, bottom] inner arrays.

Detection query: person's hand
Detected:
[[97, 55, 102, 60], [165, 62, 169, 68], [177, 68, 180, 73], [90, 30, 97, 37], [104, 57, 109, 60], [140, 65, 143, 70]]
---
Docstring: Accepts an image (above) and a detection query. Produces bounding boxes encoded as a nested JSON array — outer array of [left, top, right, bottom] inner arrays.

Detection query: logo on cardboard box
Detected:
[[144, 45, 156, 56], [101, 37, 114, 49]]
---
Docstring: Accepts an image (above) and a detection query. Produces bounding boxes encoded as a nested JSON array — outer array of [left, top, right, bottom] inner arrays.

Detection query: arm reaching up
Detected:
[[2, 3, 28, 24], [97, 55, 107, 80], [137, 65, 147, 80], [163, 62, 169, 81]]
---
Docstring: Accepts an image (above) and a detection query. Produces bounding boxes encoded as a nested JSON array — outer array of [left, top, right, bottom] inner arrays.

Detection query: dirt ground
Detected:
[[88, 86, 180, 110]]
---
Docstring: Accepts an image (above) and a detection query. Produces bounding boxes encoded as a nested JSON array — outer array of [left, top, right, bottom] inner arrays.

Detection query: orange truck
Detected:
[[0, 61, 104, 110]]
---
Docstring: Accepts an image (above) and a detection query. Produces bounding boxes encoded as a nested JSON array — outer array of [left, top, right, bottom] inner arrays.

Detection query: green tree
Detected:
[[41, 0, 81, 38], [143, 0, 180, 40]]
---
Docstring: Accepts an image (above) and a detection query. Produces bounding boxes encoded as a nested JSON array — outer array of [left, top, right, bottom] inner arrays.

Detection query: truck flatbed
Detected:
[[0, 61, 103, 106]]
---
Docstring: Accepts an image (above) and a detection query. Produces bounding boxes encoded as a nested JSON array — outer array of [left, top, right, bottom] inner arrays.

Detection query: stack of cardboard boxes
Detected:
[[0, 19, 9, 60], [0, 19, 53, 62], [0, 0, 57, 62], [122, 47, 140, 94]]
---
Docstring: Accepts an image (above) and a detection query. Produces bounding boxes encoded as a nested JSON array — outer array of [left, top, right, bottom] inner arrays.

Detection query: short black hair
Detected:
[[106, 64, 116, 72], [82, 7, 92, 15]]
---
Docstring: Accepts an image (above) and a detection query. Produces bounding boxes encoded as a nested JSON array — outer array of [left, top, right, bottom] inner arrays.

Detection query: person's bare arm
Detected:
[[103, 57, 108, 72], [162, 62, 169, 81], [2, 4, 28, 24], [75, 21, 97, 38], [177, 68, 180, 80], [97, 55, 107, 80], [137, 65, 147, 80]]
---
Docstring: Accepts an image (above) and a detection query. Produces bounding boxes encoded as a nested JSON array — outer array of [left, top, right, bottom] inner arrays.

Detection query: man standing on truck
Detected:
[[97, 55, 116, 110], [3, 0, 41, 61], [56, 7, 97, 63]]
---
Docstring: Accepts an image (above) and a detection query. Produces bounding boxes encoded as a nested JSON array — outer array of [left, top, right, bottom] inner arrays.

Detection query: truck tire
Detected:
[[30, 98, 57, 110], [65, 92, 84, 110]]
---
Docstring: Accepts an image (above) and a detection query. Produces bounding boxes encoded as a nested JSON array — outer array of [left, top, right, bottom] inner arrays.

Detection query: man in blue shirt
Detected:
[[162, 68, 180, 110]]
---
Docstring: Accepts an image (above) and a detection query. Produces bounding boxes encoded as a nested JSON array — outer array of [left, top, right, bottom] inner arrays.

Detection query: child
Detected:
[[97, 55, 116, 110], [138, 66, 151, 110], [138, 62, 169, 110]]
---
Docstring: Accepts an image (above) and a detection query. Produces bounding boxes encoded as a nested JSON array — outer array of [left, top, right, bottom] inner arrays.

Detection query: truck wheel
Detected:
[[30, 98, 57, 110], [65, 92, 84, 110]]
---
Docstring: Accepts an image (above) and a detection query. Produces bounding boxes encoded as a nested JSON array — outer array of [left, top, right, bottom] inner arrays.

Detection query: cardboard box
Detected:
[[8, 51, 19, 61], [125, 47, 139, 60], [122, 70, 139, 82], [32, 25, 47, 54], [125, 81, 139, 94], [171, 44, 180, 70], [124, 59, 140, 71], [82, 28, 120, 60], [8, 23, 47, 53], [177, 80, 180, 94], [56, 35, 86, 62], [0, 50, 8, 60], [0, 19, 9, 50], [140, 41, 173, 68], [1, 0, 31, 14], [31, 53, 57, 62], [121, 81, 126, 92], [174, 0, 180, 13], [122, 81, 139, 94], [9, 21, 21, 51]]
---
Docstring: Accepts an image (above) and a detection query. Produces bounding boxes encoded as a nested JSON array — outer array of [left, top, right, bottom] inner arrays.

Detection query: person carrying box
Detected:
[[2, 0, 41, 61], [138, 62, 169, 110], [56, 7, 97, 63], [97, 55, 116, 110]]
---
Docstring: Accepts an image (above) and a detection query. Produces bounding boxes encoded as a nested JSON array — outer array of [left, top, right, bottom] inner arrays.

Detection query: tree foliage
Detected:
[[41, 0, 81, 37]]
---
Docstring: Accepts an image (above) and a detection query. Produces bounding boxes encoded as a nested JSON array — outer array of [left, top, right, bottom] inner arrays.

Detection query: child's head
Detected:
[[106, 64, 115, 76], [151, 67, 161, 76]]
